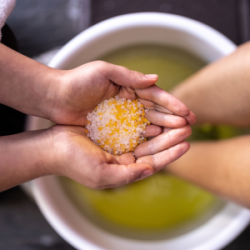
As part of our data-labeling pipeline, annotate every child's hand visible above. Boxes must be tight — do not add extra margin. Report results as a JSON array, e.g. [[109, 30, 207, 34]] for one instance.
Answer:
[[49, 61, 196, 129], [47, 124, 191, 189]]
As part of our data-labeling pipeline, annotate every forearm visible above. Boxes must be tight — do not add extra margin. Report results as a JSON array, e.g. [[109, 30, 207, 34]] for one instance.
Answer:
[[166, 136, 250, 208], [0, 43, 59, 118], [0, 130, 55, 191], [171, 41, 250, 127]]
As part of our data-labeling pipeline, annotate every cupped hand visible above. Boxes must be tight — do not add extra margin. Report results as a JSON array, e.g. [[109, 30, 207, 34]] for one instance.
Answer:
[[47, 61, 195, 186], [49, 61, 196, 128], [48, 124, 191, 189]]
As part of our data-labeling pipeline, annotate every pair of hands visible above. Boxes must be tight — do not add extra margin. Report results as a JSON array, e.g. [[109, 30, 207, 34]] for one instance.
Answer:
[[45, 61, 195, 189]]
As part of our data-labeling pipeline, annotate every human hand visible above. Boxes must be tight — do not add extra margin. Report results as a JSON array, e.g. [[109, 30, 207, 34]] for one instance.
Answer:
[[0, 45, 193, 129], [49, 61, 196, 128], [0, 122, 190, 192], [46, 61, 195, 183], [48, 124, 191, 189]]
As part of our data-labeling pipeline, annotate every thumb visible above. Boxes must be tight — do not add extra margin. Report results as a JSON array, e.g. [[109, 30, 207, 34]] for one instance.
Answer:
[[102, 61, 158, 89], [98, 162, 154, 189]]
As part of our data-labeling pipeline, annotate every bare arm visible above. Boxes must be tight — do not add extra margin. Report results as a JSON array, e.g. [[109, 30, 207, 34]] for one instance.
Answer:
[[166, 136, 250, 208], [168, 41, 250, 207], [171, 41, 250, 127], [0, 43, 195, 126], [0, 129, 54, 191], [0, 43, 56, 119]]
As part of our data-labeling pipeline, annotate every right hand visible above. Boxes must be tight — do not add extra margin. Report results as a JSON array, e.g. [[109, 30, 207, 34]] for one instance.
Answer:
[[47, 124, 191, 189]]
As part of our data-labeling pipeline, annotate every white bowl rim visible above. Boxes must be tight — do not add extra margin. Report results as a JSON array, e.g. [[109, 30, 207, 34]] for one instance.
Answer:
[[48, 12, 236, 69], [30, 12, 250, 250]]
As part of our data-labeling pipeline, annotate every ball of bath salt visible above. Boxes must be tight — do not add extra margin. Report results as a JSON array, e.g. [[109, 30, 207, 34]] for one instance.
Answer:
[[86, 96, 150, 155]]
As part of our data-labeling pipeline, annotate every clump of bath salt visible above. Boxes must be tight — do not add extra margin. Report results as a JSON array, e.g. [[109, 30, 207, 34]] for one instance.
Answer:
[[86, 96, 150, 155]]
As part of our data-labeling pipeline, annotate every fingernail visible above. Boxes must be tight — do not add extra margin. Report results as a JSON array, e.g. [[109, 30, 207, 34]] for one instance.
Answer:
[[145, 74, 158, 79], [138, 169, 153, 181]]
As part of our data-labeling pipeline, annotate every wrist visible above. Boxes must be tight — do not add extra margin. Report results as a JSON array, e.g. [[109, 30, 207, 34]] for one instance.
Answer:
[[41, 125, 71, 177], [37, 68, 65, 121], [42, 69, 70, 124], [23, 129, 59, 177], [0, 44, 63, 119], [0, 129, 58, 191]]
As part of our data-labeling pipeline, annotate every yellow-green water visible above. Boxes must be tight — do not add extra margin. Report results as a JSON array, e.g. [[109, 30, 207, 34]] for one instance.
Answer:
[[102, 45, 205, 91], [60, 45, 246, 236], [60, 174, 216, 234]]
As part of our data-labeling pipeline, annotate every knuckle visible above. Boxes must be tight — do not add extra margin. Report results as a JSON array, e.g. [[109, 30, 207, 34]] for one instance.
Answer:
[[168, 148, 174, 162], [127, 171, 138, 183], [151, 155, 157, 170], [129, 69, 143, 80], [147, 140, 154, 155], [165, 130, 172, 145]]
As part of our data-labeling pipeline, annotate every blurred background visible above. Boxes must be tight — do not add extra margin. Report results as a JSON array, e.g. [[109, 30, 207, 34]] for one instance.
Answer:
[[1, 0, 250, 249]]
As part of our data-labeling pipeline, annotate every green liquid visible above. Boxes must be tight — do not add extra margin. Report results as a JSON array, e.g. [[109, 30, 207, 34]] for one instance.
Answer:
[[60, 45, 239, 237], [60, 174, 217, 239], [102, 45, 206, 91]]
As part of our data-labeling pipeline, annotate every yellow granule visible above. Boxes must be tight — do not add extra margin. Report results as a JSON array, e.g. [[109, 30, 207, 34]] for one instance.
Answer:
[[86, 96, 150, 155]]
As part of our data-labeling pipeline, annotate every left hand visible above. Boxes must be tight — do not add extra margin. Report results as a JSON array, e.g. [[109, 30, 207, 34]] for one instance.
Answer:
[[47, 124, 191, 189]]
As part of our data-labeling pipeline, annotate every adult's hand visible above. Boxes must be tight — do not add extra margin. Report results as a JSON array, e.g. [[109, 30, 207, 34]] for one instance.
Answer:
[[48, 125, 191, 189], [0, 45, 194, 189], [0, 44, 195, 133], [49, 61, 196, 128], [0, 123, 191, 192]]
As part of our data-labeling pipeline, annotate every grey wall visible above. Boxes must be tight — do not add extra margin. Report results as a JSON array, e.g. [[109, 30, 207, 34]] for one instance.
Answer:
[[7, 0, 90, 57]]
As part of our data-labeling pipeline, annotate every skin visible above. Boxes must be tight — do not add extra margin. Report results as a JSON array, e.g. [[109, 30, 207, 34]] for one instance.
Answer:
[[171, 42, 250, 127], [0, 43, 195, 191], [168, 41, 250, 208], [165, 137, 250, 208]]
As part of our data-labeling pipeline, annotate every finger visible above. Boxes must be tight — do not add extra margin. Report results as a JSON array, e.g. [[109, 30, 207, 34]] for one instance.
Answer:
[[97, 162, 154, 189], [138, 96, 196, 125], [163, 127, 172, 133], [146, 110, 187, 128], [118, 86, 137, 100], [136, 141, 190, 172], [134, 126, 191, 158], [102, 61, 158, 89], [136, 85, 190, 116], [138, 98, 195, 126], [185, 111, 196, 125], [138, 98, 174, 114], [115, 152, 136, 165], [143, 125, 163, 137]]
